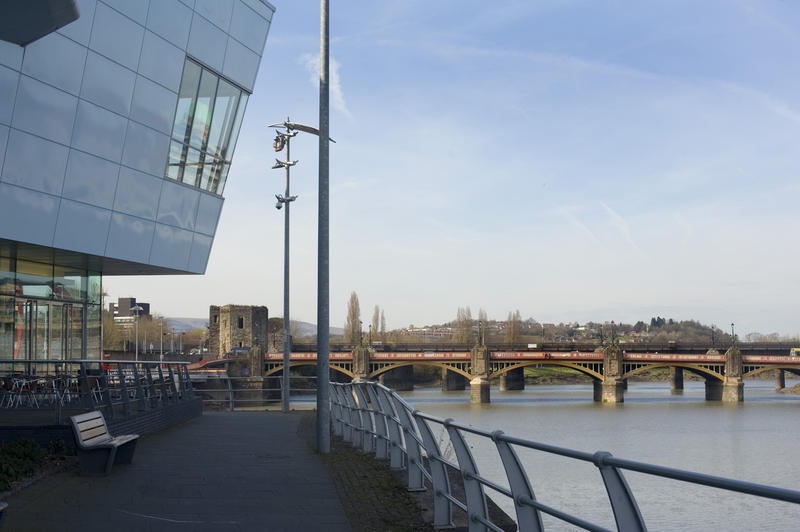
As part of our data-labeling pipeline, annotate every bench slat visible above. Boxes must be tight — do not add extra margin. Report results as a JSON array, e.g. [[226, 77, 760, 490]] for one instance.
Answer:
[[77, 418, 106, 431], [79, 426, 109, 442]]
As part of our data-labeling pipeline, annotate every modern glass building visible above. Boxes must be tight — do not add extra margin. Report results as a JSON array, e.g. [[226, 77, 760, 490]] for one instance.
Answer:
[[0, 0, 275, 362]]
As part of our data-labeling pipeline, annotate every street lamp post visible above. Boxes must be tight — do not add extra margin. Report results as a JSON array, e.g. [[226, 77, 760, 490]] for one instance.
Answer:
[[131, 305, 143, 362], [270, 119, 334, 414]]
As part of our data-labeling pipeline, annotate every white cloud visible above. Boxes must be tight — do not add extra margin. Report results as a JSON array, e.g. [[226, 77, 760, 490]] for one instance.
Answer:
[[300, 53, 353, 119], [600, 202, 637, 250]]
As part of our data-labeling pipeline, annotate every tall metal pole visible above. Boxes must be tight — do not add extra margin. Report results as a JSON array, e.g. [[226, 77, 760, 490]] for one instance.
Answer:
[[316, 0, 331, 454], [135, 313, 139, 362], [282, 131, 292, 413]]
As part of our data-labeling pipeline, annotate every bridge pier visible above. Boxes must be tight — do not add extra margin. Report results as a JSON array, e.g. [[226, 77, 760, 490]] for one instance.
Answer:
[[499, 368, 525, 391], [705, 379, 722, 401], [723, 378, 744, 403], [601, 345, 625, 403], [722, 346, 743, 403], [776, 369, 785, 391], [379, 365, 414, 391], [593, 380, 602, 402], [670, 367, 684, 394], [470, 377, 490, 403], [471, 346, 490, 403], [442, 369, 466, 391]]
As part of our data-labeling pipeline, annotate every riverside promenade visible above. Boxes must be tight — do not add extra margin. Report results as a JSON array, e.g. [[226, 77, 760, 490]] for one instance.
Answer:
[[3, 412, 354, 532]]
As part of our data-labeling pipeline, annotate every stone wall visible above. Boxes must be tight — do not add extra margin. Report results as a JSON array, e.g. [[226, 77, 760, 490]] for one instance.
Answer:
[[208, 305, 269, 357]]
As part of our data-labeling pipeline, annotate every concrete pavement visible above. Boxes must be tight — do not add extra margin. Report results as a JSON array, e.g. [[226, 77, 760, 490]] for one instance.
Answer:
[[3, 412, 351, 532]]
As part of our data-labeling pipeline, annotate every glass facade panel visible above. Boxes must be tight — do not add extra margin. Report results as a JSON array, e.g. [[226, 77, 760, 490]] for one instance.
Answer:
[[53, 265, 86, 302], [0, 296, 12, 360], [0, 257, 101, 360], [189, 70, 218, 150], [173, 60, 202, 143], [0, 256, 13, 295], [182, 147, 201, 186], [88, 273, 101, 305], [207, 79, 239, 157], [166, 58, 249, 195], [17, 260, 52, 299], [86, 305, 100, 359]]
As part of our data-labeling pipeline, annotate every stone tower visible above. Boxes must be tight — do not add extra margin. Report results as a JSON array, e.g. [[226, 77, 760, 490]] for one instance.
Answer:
[[208, 305, 269, 358]]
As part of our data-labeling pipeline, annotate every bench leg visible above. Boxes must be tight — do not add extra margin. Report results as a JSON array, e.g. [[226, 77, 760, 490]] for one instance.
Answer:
[[77, 447, 117, 476], [114, 440, 137, 465]]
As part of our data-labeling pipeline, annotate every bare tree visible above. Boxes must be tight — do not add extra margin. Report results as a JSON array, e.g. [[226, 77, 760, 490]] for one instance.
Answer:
[[505, 309, 522, 345], [453, 306, 473, 344], [478, 308, 488, 345], [371, 305, 380, 343], [343, 292, 361, 344], [380, 310, 387, 342]]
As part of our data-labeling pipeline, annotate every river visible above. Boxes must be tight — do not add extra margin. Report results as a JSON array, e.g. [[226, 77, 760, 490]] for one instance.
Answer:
[[396, 379, 800, 531]]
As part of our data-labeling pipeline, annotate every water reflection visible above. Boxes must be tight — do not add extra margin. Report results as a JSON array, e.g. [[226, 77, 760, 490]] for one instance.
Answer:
[[397, 380, 800, 531]]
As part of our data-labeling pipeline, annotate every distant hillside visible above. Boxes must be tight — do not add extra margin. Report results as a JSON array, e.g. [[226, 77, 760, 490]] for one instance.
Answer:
[[164, 317, 341, 337], [166, 317, 208, 332]]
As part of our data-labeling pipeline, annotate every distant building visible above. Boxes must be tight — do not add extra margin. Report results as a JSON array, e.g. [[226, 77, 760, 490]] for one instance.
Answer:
[[208, 305, 268, 357]]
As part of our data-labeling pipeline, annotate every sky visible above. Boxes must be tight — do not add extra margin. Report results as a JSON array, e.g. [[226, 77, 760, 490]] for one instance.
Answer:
[[106, 1, 800, 337]]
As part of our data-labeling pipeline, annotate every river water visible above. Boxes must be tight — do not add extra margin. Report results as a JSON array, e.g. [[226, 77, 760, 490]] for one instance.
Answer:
[[397, 379, 800, 531]]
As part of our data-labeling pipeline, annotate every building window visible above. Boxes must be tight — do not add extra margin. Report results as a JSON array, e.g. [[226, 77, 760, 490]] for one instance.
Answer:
[[166, 58, 249, 196], [237, 317, 243, 329]]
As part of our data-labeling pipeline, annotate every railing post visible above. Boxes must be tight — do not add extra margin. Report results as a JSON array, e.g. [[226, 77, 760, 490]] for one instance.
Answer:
[[493, 431, 544, 531], [330, 384, 344, 438], [446, 421, 489, 532], [413, 412, 453, 527], [353, 384, 375, 454], [336, 386, 353, 443], [182, 366, 195, 398], [167, 365, 179, 402], [144, 364, 157, 408], [364, 383, 388, 460], [100, 370, 114, 419], [381, 387, 408, 470], [227, 377, 234, 411], [78, 362, 92, 409], [117, 364, 132, 417], [157, 364, 169, 406], [176, 365, 187, 400], [374, 386, 402, 466], [387, 394, 426, 492], [343, 384, 363, 449], [132, 363, 147, 411], [593, 451, 646, 532]]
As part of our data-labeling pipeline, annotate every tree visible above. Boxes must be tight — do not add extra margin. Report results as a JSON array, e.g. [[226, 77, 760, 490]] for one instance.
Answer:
[[343, 292, 361, 345], [380, 310, 387, 342], [505, 310, 522, 344], [453, 306, 472, 344], [478, 308, 488, 345], [371, 305, 380, 343]]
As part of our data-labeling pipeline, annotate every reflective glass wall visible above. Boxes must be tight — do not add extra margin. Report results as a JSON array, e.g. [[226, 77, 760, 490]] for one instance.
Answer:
[[0, 254, 101, 361], [166, 59, 249, 196]]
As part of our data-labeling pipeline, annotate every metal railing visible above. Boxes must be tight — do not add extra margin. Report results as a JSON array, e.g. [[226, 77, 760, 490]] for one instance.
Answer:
[[330, 380, 800, 531], [0, 359, 194, 424], [192, 374, 317, 411]]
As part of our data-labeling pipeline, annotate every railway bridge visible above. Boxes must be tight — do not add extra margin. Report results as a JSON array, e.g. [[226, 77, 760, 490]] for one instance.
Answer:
[[264, 343, 800, 403]]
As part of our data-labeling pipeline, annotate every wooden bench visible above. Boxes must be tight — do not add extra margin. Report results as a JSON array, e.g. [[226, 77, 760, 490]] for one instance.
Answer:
[[70, 411, 139, 476]]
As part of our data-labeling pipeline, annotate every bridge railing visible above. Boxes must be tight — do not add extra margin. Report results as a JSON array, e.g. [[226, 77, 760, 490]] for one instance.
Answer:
[[0, 359, 194, 425], [330, 380, 800, 531]]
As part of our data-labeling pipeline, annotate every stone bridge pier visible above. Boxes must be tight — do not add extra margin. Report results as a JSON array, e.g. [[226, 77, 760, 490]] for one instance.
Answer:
[[670, 367, 684, 394], [599, 345, 625, 403], [470, 346, 490, 403], [499, 368, 525, 391], [722, 345, 743, 402], [776, 369, 785, 391], [442, 369, 467, 391]]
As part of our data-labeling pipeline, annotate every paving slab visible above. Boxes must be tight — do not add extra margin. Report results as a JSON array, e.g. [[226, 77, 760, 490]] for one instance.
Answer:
[[3, 411, 351, 532]]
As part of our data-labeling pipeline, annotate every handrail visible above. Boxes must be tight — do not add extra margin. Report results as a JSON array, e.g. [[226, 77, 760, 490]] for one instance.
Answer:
[[330, 380, 800, 531]]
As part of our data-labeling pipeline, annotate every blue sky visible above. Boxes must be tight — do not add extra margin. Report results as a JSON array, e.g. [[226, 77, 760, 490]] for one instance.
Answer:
[[106, 1, 800, 336]]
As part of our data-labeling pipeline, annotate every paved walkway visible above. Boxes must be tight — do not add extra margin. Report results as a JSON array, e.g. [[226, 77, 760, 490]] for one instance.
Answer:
[[3, 412, 351, 532]]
